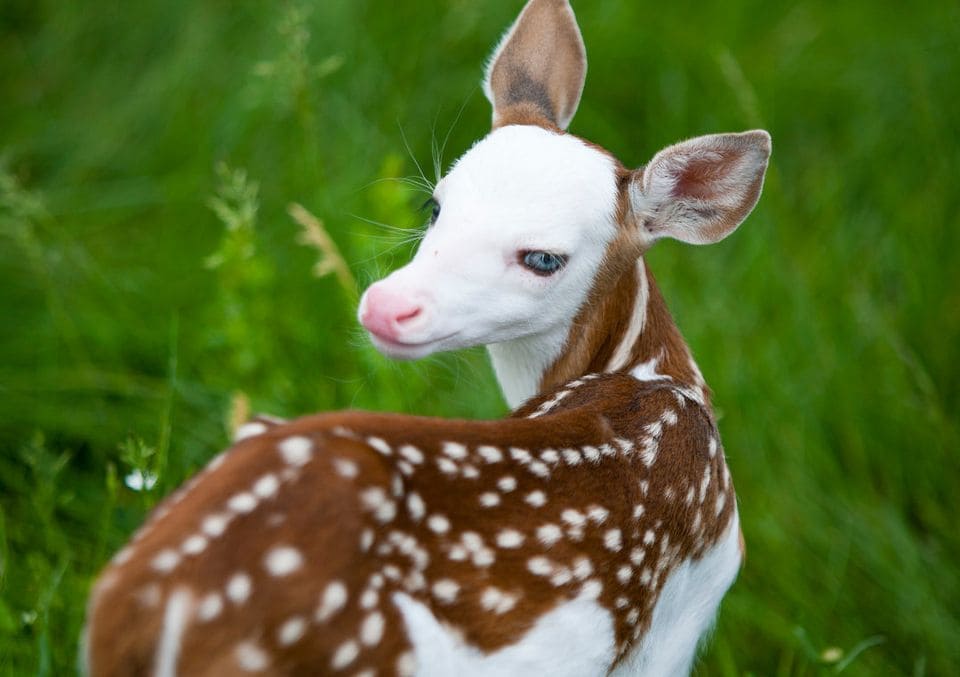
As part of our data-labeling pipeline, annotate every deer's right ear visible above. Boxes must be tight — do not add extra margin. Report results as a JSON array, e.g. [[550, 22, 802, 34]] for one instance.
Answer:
[[483, 0, 586, 131]]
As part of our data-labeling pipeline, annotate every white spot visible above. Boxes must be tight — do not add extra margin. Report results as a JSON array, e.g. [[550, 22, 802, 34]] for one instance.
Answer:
[[480, 587, 518, 614], [448, 545, 468, 561], [581, 579, 603, 599], [366, 436, 392, 456], [202, 513, 231, 538], [716, 491, 727, 515], [181, 535, 208, 555], [644, 530, 656, 545], [196, 592, 223, 622], [399, 444, 424, 464], [406, 492, 425, 520], [661, 409, 678, 426], [361, 611, 385, 646], [228, 492, 258, 514], [360, 487, 396, 523], [496, 529, 524, 548], [461, 464, 480, 479], [617, 565, 633, 585], [360, 529, 374, 552], [331, 640, 359, 670], [316, 581, 348, 622], [550, 567, 573, 587], [235, 641, 270, 672], [264, 546, 303, 576], [525, 490, 547, 507], [432, 579, 460, 604], [539, 449, 560, 464], [527, 556, 554, 576], [615, 596, 629, 609], [334, 458, 359, 478], [640, 568, 653, 585], [279, 436, 313, 466], [630, 547, 646, 566], [360, 588, 379, 609], [226, 572, 252, 604], [708, 438, 718, 458], [626, 608, 640, 625], [497, 476, 517, 492], [509, 447, 532, 464], [442, 441, 468, 460], [582, 446, 601, 463], [477, 445, 503, 463], [473, 548, 496, 567], [604, 529, 623, 552], [151, 549, 180, 573], [587, 505, 609, 524], [700, 464, 712, 503], [436, 457, 459, 475], [528, 460, 550, 478], [639, 480, 649, 495], [253, 473, 279, 499], [427, 514, 450, 534], [572, 556, 593, 580], [234, 421, 267, 441], [277, 616, 307, 646], [561, 509, 586, 528], [479, 492, 500, 508], [562, 449, 582, 465], [398, 460, 415, 476]]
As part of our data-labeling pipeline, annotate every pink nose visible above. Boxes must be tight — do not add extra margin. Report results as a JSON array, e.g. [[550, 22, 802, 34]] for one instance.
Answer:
[[359, 285, 424, 342]]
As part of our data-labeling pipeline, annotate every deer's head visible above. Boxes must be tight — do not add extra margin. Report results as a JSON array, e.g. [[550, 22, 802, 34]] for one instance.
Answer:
[[359, 0, 770, 405]]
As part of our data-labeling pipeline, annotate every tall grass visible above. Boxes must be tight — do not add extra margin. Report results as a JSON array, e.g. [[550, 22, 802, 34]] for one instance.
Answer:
[[1, 1, 958, 674]]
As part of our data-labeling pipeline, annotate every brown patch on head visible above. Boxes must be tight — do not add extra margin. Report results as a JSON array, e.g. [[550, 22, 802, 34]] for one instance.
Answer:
[[486, 0, 587, 131]]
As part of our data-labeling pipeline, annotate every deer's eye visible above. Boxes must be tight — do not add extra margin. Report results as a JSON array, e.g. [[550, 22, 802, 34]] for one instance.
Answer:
[[521, 250, 567, 276], [421, 197, 441, 225]]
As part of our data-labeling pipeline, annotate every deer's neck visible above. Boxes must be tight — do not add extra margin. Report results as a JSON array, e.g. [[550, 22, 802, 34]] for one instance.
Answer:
[[488, 259, 709, 409]]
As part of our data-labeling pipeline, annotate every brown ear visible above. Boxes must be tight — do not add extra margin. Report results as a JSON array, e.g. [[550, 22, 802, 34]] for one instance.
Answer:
[[483, 0, 587, 130], [629, 130, 772, 245]]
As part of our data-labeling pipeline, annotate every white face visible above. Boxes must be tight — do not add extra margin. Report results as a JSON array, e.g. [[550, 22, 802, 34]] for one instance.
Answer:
[[358, 125, 619, 362]]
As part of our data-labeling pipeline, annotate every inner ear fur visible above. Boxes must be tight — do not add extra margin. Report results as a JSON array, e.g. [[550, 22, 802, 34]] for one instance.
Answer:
[[483, 0, 587, 131], [629, 130, 772, 246]]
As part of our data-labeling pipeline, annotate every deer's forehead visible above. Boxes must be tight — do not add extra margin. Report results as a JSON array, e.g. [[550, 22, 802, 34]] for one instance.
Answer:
[[438, 126, 620, 242]]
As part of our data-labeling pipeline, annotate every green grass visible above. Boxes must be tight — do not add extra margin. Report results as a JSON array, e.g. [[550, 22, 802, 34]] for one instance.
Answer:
[[1, 0, 958, 674]]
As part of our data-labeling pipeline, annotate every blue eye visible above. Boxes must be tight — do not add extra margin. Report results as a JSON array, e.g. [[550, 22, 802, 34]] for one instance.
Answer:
[[421, 197, 441, 225], [521, 250, 567, 276]]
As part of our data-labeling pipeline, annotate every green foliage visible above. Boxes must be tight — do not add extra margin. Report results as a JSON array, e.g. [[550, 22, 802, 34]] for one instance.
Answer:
[[1, 0, 958, 674]]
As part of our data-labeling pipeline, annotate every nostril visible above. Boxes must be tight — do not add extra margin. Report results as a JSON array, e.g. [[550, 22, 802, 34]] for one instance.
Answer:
[[395, 306, 422, 325]]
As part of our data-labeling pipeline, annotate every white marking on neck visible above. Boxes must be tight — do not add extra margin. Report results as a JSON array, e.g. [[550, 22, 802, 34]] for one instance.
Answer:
[[606, 260, 650, 372], [488, 327, 570, 409], [154, 588, 193, 677], [631, 357, 668, 383]]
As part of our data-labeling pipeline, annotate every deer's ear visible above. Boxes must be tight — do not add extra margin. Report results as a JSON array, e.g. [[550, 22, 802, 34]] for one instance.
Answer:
[[483, 0, 586, 131], [629, 131, 772, 245]]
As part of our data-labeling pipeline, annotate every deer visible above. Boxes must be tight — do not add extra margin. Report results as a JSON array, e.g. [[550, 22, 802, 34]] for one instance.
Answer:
[[84, 0, 771, 675]]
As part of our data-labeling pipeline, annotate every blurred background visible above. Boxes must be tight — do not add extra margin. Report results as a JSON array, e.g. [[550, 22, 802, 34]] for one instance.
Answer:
[[1, 0, 958, 674]]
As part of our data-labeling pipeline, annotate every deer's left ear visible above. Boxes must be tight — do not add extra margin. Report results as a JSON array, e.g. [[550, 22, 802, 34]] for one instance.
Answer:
[[483, 0, 587, 130], [629, 130, 772, 245]]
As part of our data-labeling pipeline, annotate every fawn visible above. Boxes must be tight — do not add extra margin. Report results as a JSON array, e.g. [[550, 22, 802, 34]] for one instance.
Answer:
[[85, 0, 771, 674]]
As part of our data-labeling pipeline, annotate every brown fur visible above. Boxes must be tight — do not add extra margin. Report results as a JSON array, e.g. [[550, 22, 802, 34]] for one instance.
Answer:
[[87, 374, 736, 675]]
